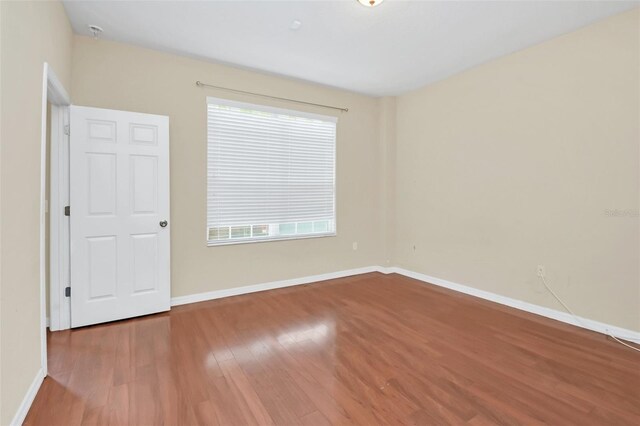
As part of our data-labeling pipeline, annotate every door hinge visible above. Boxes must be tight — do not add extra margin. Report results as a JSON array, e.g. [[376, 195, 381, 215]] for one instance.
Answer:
[[64, 206, 70, 216], [64, 125, 70, 136], [65, 287, 71, 297]]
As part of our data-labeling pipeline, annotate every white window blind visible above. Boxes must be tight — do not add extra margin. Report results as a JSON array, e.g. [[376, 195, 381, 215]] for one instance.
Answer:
[[207, 97, 337, 245]]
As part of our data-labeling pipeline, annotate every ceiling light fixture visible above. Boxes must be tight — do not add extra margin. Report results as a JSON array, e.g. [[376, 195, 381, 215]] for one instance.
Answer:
[[88, 24, 103, 39], [357, 0, 384, 7]]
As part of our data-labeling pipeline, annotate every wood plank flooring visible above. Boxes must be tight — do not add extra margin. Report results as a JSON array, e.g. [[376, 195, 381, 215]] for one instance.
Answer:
[[25, 272, 640, 425]]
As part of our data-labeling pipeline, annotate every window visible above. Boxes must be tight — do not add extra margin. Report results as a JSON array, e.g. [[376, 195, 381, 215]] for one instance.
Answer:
[[207, 97, 337, 245]]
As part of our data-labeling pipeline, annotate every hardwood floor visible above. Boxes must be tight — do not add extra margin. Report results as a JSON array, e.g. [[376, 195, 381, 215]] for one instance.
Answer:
[[26, 272, 640, 425]]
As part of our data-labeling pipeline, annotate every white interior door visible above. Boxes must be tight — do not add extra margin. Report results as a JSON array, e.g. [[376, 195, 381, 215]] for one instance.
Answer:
[[70, 106, 170, 328]]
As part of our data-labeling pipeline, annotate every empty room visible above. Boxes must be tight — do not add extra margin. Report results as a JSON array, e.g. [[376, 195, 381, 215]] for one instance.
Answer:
[[1, 0, 639, 425]]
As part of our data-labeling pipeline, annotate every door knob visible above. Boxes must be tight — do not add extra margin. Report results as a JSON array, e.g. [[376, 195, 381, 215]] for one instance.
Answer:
[[160, 220, 168, 228]]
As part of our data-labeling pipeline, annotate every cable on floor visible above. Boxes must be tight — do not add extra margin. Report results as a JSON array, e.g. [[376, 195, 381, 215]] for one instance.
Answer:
[[539, 274, 640, 353]]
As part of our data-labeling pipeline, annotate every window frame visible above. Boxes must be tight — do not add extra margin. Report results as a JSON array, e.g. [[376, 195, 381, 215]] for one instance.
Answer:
[[205, 96, 338, 247]]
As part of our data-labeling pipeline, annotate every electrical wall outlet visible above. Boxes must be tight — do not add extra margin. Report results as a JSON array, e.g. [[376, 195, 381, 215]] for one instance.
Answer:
[[352, 242, 358, 251], [536, 265, 545, 277]]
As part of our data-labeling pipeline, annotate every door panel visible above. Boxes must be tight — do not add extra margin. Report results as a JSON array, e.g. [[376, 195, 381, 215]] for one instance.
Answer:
[[131, 233, 159, 294], [87, 153, 117, 215], [130, 155, 158, 214], [87, 236, 118, 300], [70, 105, 170, 328]]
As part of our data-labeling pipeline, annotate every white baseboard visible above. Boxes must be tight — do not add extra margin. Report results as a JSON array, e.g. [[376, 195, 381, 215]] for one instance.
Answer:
[[10, 367, 45, 426], [171, 266, 379, 307], [170, 264, 639, 343], [384, 266, 640, 344]]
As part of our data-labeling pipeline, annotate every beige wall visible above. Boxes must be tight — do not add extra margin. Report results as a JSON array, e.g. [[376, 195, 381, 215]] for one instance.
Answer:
[[378, 97, 397, 267], [71, 36, 386, 299], [394, 9, 640, 331], [0, 1, 73, 424]]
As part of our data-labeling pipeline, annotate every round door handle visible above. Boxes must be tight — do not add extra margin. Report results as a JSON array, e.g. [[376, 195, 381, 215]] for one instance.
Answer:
[[160, 220, 168, 228]]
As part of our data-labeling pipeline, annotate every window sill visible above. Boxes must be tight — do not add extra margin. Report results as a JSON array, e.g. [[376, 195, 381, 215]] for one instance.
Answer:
[[207, 232, 337, 247]]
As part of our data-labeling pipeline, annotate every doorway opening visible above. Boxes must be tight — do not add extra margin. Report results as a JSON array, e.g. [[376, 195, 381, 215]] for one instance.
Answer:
[[41, 63, 71, 378]]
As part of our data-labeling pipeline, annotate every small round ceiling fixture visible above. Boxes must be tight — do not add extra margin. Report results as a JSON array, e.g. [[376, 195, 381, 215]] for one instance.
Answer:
[[357, 0, 384, 7], [289, 20, 302, 31], [88, 24, 104, 39]]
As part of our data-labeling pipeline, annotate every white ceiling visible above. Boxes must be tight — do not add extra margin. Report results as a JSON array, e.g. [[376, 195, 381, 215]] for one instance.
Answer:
[[62, 0, 638, 96]]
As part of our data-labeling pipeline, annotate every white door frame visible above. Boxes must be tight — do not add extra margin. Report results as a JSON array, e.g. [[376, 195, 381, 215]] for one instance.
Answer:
[[41, 63, 71, 377], [48, 95, 70, 332]]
